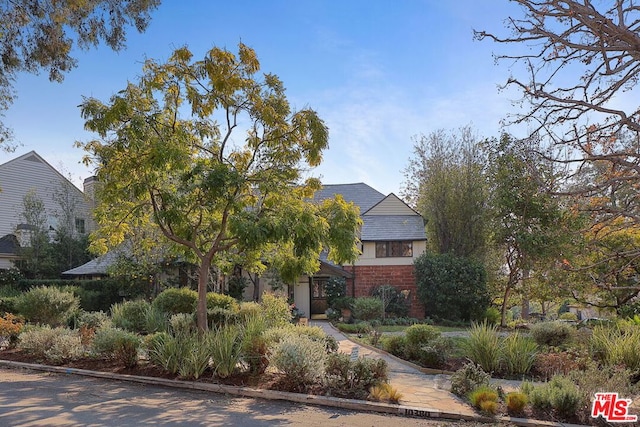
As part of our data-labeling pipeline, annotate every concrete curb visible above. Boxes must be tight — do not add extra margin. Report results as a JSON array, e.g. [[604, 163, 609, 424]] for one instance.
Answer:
[[0, 359, 585, 426]]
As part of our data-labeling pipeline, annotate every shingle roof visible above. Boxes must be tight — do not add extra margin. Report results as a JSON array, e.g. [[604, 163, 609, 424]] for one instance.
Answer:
[[361, 215, 426, 241], [0, 234, 18, 255], [313, 183, 385, 213], [61, 250, 121, 276]]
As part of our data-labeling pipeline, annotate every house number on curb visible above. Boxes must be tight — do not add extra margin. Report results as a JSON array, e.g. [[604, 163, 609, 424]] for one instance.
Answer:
[[403, 409, 431, 418]]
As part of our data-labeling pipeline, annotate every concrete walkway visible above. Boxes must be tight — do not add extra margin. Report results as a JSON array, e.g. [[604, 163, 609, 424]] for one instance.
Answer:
[[311, 320, 478, 417]]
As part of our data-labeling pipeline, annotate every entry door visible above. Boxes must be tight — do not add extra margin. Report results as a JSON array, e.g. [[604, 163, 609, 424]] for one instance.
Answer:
[[310, 277, 329, 315]]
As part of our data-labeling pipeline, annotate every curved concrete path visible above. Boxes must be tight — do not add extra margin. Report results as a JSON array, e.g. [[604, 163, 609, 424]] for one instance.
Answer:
[[310, 320, 477, 416]]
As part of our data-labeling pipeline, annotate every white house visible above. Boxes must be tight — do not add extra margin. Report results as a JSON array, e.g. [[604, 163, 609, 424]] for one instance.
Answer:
[[0, 151, 95, 269]]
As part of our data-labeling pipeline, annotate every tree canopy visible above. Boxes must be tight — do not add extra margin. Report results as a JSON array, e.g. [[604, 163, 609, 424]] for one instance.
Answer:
[[0, 0, 160, 148], [77, 43, 361, 330]]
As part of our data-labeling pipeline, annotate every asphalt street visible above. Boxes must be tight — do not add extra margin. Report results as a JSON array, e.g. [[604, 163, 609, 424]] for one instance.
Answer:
[[0, 367, 504, 427]]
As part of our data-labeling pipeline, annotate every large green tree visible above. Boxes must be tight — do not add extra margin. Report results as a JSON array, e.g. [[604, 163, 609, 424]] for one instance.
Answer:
[[486, 134, 574, 326], [0, 0, 160, 148], [77, 43, 361, 331], [403, 127, 489, 261]]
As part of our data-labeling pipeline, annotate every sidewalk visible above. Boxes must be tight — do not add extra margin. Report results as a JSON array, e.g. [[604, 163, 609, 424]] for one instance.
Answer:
[[311, 320, 478, 417]]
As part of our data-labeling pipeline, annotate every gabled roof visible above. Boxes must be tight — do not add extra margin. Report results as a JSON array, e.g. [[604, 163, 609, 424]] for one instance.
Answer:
[[0, 151, 80, 190], [361, 216, 426, 241], [61, 250, 120, 276], [313, 183, 385, 213]]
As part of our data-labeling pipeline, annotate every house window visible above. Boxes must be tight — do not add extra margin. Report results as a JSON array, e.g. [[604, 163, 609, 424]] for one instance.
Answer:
[[375, 241, 413, 258], [75, 218, 86, 234]]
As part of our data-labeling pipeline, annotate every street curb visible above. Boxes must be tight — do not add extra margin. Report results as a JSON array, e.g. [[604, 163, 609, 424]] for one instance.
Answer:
[[0, 359, 585, 426]]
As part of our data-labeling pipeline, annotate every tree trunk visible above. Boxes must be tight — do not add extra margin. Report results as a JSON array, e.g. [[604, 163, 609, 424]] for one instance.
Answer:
[[252, 273, 261, 302], [521, 270, 531, 321], [500, 286, 511, 327], [197, 261, 210, 332]]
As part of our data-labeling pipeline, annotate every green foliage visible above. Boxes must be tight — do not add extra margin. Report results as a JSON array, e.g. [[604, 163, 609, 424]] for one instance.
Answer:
[[78, 43, 360, 331], [269, 334, 327, 392], [506, 392, 528, 414], [401, 323, 452, 368], [324, 352, 389, 399], [351, 297, 383, 321], [241, 315, 269, 374], [260, 293, 291, 328], [17, 326, 84, 363], [169, 313, 196, 336], [414, 252, 489, 322], [226, 276, 248, 300], [530, 321, 575, 348], [143, 304, 168, 334], [371, 284, 409, 318], [209, 325, 242, 378], [381, 335, 407, 357], [450, 362, 491, 397], [464, 321, 502, 373], [70, 310, 111, 330], [0, 269, 23, 287], [590, 324, 640, 371], [91, 327, 141, 367], [207, 292, 240, 312], [558, 312, 577, 321], [237, 301, 262, 321], [405, 324, 440, 345], [468, 386, 499, 415], [324, 276, 346, 308], [336, 322, 371, 334], [501, 332, 538, 376], [15, 286, 80, 327], [529, 376, 582, 421], [483, 307, 501, 325], [110, 299, 151, 333], [152, 288, 197, 316], [0, 285, 20, 314]]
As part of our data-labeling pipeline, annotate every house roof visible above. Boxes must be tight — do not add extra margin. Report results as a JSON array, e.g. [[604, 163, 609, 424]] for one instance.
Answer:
[[361, 215, 426, 241], [61, 250, 121, 276], [313, 183, 385, 213], [0, 234, 19, 255]]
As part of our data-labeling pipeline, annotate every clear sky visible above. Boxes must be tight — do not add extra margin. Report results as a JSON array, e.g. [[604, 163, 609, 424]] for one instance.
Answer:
[[2, 0, 526, 196]]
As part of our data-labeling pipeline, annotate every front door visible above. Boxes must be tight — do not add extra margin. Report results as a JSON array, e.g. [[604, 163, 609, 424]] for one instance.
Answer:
[[310, 277, 329, 316]]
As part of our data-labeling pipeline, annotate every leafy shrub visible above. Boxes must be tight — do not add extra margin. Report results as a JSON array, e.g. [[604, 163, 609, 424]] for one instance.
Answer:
[[15, 286, 80, 327], [209, 325, 242, 378], [177, 332, 212, 380], [237, 301, 262, 321], [325, 277, 346, 308], [71, 310, 111, 330], [260, 293, 291, 328], [336, 322, 371, 334], [464, 321, 502, 373], [469, 386, 499, 415], [558, 312, 577, 321], [0, 285, 21, 314], [269, 334, 327, 392], [501, 332, 538, 376], [169, 313, 196, 336], [330, 296, 354, 310], [483, 307, 501, 325], [371, 284, 409, 318], [18, 326, 84, 363], [0, 312, 23, 347], [207, 307, 237, 327], [110, 300, 151, 333], [530, 321, 575, 348], [351, 297, 383, 321], [152, 287, 197, 315], [414, 252, 489, 322], [405, 324, 440, 345], [382, 335, 407, 358], [324, 352, 388, 399], [529, 375, 582, 421], [226, 276, 248, 300], [147, 332, 186, 374], [92, 327, 141, 367], [506, 392, 528, 414], [207, 292, 239, 312], [450, 362, 490, 397]]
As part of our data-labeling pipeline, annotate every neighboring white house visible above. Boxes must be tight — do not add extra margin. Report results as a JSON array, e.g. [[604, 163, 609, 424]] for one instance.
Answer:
[[0, 151, 95, 269]]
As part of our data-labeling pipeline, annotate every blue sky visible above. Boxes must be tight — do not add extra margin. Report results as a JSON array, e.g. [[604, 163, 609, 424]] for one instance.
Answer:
[[2, 0, 525, 195]]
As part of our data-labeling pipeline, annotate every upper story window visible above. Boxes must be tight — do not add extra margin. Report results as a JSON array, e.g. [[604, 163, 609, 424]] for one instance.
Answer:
[[75, 218, 86, 234], [375, 241, 413, 258]]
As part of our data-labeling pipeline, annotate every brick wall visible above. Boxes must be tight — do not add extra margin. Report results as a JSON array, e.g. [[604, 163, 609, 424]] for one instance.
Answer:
[[344, 265, 425, 319]]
